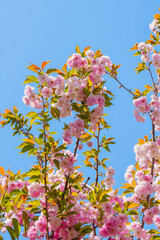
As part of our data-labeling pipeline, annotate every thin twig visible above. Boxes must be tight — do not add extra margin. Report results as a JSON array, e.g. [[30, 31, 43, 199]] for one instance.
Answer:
[[148, 63, 157, 94], [61, 138, 80, 200], [95, 122, 100, 186], [77, 177, 90, 193], [42, 98, 49, 240], [106, 72, 135, 97]]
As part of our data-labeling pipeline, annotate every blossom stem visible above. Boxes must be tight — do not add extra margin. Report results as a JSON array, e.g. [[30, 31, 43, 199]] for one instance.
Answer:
[[61, 138, 79, 200], [95, 122, 100, 186], [148, 63, 157, 94], [42, 98, 49, 240]]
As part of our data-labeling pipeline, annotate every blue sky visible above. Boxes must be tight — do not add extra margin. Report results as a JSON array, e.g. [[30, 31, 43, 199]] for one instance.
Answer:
[[0, 1, 160, 238]]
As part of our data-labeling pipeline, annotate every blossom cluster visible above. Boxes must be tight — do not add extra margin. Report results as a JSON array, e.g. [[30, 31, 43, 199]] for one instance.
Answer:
[[23, 85, 42, 109], [138, 42, 153, 62], [149, 18, 160, 35]]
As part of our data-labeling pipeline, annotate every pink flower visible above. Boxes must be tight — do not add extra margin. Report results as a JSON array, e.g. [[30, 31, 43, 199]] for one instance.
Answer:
[[78, 143, 83, 150], [138, 42, 146, 51], [156, 138, 160, 146], [63, 129, 72, 145], [27, 182, 44, 198], [27, 226, 38, 239], [97, 95, 105, 107], [24, 85, 35, 95], [87, 95, 98, 106], [47, 76, 57, 88], [8, 181, 17, 192], [35, 215, 47, 233], [134, 109, 145, 122], [74, 119, 84, 130], [38, 73, 49, 84], [86, 50, 95, 59], [87, 141, 93, 148], [23, 96, 30, 105], [41, 87, 52, 98]]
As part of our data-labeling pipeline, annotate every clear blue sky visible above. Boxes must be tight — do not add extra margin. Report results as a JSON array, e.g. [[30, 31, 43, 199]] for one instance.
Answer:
[[0, 1, 160, 238]]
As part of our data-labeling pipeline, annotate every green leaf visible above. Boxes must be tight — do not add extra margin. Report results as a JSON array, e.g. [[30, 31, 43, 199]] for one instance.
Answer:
[[122, 189, 133, 196], [92, 86, 101, 95], [22, 211, 29, 233], [133, 51, 141, 57], [72, 102, 81, 112], [101, 158, 109, 162], [65, 211, 78, 216], [12, 218, 20, 239], [105, 66, 111, 72], [21, 145, 34, 153], [103, 144, 111, 152], [127, 210, 139, 215], [142, 89, 151, 96], [46, 68, 58, 75], [65, 203, 75, 213], [136, 68, 145, 74], [23, 75, 39, 84], [53, 159, 60, 169], [27, 111, 39, 118], [0, 235, 3, 240], [50, 107, 60, 120], [75, 45, 81, 54], [29, 207, 40, 213], [152, 235, 160, 240], [148, 229, 160, 234], [29, 175, 41, 181], [101, 162, 107, 169], [50, 131, 57, 135], [83, 87, 90, 97], [55, 144, 66, 152], [6, 226, 16, 240], [80, 225, 92, 235]]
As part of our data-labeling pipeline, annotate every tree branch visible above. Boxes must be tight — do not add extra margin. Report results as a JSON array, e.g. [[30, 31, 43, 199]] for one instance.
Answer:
[[42, 98, 49, 240], [95, 122, 100, 186], [106, 72, 135, 97]]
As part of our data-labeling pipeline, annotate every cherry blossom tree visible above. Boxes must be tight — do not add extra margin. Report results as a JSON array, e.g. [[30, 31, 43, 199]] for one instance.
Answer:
[[0, 9, 160, 240]]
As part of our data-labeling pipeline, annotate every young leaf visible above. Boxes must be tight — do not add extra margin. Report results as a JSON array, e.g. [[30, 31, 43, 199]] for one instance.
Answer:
[[27, 64, 41, 73], [0, 167, 5, 176], [83, 46, 91, 52], [12, 218, 21, 239], [75, 45, 81, 54], [6, 226, 16, 240], [127, 210, 139, 215], [22, 211, 29, 233], [23, 75, 39, 84], [22, 138, 35, 144], [50, 107, 60, 120], [41, 60, 51, 70]]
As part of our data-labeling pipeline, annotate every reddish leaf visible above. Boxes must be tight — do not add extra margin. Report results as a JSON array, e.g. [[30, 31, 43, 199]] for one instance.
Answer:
[[54, 69, 64, 74], [22, 138, 35, 144], [0, 167, 5, 176], [27, 64, 41, 73], [21, 195, 28, 202], [75, 45, 81, 54], [4, 109, 11, 113], [130, 44, 138, 50], [83, 46, 91, 52], [154, 13, 160, 19], [41, 60, 51, 70], [62, 63, 68, 73]]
